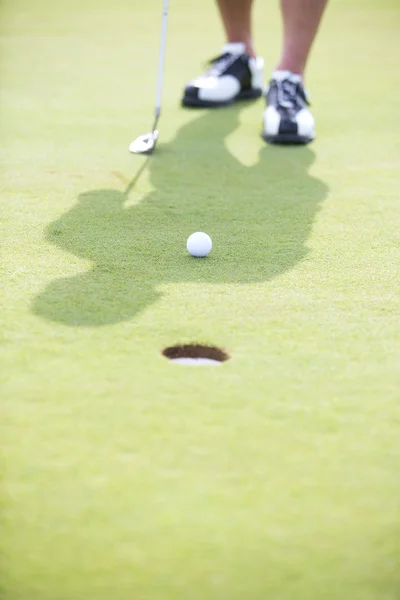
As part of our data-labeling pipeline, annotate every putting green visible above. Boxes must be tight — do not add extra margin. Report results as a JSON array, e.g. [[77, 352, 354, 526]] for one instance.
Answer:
[[1, 1, 399, 598]]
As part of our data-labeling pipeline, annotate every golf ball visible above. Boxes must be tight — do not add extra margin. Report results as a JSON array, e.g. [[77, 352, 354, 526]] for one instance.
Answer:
[[187, 232, 212, 257]]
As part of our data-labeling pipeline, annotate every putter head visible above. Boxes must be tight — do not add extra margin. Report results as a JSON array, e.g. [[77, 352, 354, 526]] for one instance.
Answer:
[[129, 130, 159, 155]]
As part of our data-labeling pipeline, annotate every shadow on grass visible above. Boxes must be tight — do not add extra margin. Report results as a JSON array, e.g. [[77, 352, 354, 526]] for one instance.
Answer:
[[32, 105, 329, 326]]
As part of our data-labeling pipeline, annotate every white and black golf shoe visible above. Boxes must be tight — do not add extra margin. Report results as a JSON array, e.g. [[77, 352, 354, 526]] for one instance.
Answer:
[[263, 71, 315, 144], [182, 42, 264, 108]]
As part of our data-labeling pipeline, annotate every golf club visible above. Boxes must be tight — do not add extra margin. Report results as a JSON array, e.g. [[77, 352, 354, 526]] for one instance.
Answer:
[[129, 0, 169, 155]]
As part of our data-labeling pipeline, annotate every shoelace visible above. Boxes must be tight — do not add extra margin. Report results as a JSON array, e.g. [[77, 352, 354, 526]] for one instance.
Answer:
[[205, 53, 239, 77], [276, 79, 300, 109]]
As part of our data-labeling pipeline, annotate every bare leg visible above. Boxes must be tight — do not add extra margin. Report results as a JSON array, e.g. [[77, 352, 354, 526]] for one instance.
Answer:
[[277, 0, 328, 77], [216, 0, 256, 57]]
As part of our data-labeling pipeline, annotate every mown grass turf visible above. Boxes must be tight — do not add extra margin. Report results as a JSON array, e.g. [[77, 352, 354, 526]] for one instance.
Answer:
[[1, 1, 400, 599]]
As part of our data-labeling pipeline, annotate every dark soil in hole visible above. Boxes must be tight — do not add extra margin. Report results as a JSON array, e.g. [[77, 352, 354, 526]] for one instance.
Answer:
[[162, 344, 230, 362]]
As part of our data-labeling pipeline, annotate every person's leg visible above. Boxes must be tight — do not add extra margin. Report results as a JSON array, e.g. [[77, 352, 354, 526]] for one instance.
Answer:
[[277, 0, 328, 77], [181, 0, 263, 108], [263, 0, 328, 144], [215, 0, 256, 57]]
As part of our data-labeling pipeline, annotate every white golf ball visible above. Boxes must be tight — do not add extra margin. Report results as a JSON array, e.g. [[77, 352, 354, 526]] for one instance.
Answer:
[[187, 232, 212, 257]]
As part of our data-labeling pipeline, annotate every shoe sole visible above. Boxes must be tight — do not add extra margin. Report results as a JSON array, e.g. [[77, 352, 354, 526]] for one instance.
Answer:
[[182, 87, 262, 108], [263, 132, 315, 145]]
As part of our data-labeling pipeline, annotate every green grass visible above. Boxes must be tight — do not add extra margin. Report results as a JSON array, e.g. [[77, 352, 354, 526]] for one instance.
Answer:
[[1, 1, 400, 599]]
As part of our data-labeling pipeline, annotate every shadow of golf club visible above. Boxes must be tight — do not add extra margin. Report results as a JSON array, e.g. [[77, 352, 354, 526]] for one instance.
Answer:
[[32, 105, 329, 326]]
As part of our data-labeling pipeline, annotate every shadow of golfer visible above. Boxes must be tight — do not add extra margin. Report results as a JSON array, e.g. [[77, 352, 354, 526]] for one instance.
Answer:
[[32, 105, 329, 326]]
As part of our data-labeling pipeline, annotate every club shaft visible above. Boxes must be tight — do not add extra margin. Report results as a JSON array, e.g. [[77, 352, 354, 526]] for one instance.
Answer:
[[154, 0, 169, 123], [151, 113, 160, 135]]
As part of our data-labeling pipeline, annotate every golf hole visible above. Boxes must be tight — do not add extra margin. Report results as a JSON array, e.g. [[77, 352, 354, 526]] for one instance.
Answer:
[[162, 344, 229, 366]]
